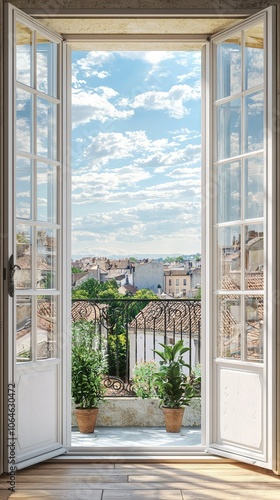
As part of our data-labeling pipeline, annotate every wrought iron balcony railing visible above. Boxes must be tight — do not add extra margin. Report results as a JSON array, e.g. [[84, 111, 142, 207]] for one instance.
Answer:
[[71, 298, 201, 396]]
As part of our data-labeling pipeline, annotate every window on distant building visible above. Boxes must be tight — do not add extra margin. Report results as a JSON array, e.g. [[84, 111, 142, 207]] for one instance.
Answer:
[[176, 279, 179, 286], [169, 279, 172, 286], [183, 279, 187, 286]]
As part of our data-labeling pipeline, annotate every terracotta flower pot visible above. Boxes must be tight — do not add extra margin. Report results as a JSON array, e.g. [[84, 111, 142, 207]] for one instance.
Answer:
[[75, 407, 99, 433], [162, 407, 185, 433]]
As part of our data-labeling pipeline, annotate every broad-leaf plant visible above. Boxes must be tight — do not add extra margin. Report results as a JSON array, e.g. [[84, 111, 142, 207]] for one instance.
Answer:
[[153, 340, 196, 408]]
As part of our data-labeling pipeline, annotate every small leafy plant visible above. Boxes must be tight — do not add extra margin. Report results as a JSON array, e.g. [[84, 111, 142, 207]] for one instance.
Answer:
[[72, 321, 108, 408], [133, 360, 159, 398], [189, 363, 201, 395], [152, 340, 196, 408]]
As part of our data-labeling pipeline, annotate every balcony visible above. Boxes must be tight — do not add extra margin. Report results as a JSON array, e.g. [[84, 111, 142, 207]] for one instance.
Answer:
[[71, 298, 201, 397], [71, 298, 202, 448]]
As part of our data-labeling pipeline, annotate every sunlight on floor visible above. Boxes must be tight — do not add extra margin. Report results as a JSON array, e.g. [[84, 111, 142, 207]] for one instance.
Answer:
[[71, 426, 201, 448]]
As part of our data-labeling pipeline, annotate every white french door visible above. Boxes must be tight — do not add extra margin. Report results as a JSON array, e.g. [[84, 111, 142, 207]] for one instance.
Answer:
[[4, 4, 68, 469], [205, 7, 277, 469], [2, 2, 278, 472]]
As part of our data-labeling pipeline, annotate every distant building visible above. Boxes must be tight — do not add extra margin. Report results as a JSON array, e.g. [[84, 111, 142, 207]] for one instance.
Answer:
[[72, 268, 108, 288], [164, 269, 192, 297], [133, 260, 164, 293], [118, 284, 138, 296]]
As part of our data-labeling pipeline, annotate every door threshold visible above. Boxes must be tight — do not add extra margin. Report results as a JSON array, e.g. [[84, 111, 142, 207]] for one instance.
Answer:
[[50, 452, 237, 463]]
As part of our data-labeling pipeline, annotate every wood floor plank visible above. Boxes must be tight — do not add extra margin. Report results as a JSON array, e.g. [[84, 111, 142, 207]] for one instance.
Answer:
[[4, 474, 127, 484], [182, 491, 280, 500], [15, 468, 127, 477], [128, 473, 280, 483], [34, 463, 115, 469], [9, 491, 102, 499], [102, 490, 183, 499]]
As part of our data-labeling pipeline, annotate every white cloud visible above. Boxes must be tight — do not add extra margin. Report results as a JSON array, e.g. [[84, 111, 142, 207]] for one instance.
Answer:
[[16, 191, 30, 198], [128, 84, 200, 119], [74, 51, 112, 73], [72, 198, 201, 251], [176, 52, 201, 69], [72, 172, 201, 207], [172, 128, 201, 143], [16, 48, 31, 86], [92, 70, 110, 79], [72, 164, 152, 200], [177, 71, 199, 83], [117, 51, 174, 65], [167, 166, 201, 179], [71, 130, 201, 208], [94, 86, 118, 98], [37, 197, 47, 206], [72, 89, 134, 127], [81, 130, 170, 169]]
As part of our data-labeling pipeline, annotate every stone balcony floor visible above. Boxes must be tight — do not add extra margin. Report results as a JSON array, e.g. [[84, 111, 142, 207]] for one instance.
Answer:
[[71, 426, 201, 448]]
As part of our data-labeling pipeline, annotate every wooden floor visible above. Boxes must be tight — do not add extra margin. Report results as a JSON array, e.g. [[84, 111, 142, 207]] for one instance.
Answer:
[[1, 459, 280, 499]]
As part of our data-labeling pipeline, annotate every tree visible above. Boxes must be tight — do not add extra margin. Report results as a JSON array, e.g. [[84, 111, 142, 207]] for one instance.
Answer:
[[72, 279, 160, 380], [72, 278, 125, 377], [71, 278, 120, 300], [72, 266, 81, 273], [175, 255, 184, 263], [126, 289, 158, 319]]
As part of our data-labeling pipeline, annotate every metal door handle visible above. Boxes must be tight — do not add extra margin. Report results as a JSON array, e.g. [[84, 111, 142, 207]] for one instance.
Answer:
[[8, 255, 21, 298]]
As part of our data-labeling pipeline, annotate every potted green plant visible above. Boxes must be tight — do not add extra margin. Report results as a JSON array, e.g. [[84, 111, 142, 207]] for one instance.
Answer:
[[153, 339, 196, 433], [72, 320, 108, 433]]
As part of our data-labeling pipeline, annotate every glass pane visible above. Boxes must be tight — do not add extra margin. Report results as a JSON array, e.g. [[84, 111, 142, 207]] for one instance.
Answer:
[[16, 225, 32, 289], [37, 228, 57, 289], [245, 295, 263, 361], [245, 155, 263, 219], [245, 23, 264, 90], [37, 97, 57, 160], [16, 22, 32, 87], [37, 296, 57, 359], [37, 163, 57, 223], [217, 161, 240, 223], [245, 224, 264, 290], [16, 89, 32, 153], [36, 36, 57, 97], [16, 157, 33, 220], [216, 35, 241, 99], [244, 92, 264, 152], [217, 98, 241, 161], [16, 296, 32, 362], [218, 295, 241, 359], [217, 226, 241, 290]]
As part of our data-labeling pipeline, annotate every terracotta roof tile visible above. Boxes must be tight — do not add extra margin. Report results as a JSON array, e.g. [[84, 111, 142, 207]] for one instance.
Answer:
[[129, 300, 201, 335], [221, 272, 263, 290], [71, 301, 108, 322]]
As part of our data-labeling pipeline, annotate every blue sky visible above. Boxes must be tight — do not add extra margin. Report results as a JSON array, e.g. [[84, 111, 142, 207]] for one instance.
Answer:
[[71, 50, 201, 259]]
